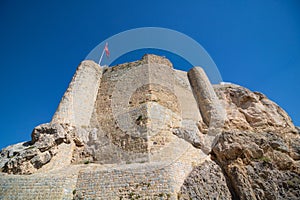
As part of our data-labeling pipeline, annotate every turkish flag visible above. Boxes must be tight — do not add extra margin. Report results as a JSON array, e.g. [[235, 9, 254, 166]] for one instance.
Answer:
[[104, 42, 110, 58]]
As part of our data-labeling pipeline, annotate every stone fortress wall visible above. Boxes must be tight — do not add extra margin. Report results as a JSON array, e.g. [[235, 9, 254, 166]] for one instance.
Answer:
[[0, 54, 226, 199], [0, 145, 206, 199], [51, 60, 103, 127]]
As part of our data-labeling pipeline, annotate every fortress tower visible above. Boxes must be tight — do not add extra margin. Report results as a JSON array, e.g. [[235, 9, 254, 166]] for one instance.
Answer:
[[51, 54, 223, 166]]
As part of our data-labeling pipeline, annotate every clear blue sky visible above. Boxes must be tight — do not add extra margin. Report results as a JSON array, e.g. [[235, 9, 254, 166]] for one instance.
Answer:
[[0, 0, 299, 149]]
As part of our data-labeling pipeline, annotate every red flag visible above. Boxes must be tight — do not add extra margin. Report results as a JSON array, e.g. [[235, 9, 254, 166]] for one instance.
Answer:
[[104, 42, 110, 58]]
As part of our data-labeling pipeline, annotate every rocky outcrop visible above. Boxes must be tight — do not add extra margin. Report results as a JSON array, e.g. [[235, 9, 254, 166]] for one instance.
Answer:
[[215, 84, 297, 134], [208, 84, 300, 200], [172, 84, 300, 200], [179, 160, 233, 200], [212, 131, 300, 200], [0, 123, 93, 174]]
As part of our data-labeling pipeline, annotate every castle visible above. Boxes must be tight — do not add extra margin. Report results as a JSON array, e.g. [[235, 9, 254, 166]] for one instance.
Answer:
[[1, 54, 299, 199]]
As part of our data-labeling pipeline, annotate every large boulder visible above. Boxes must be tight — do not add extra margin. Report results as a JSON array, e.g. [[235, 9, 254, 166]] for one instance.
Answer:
[[0, 123, 75, 174]]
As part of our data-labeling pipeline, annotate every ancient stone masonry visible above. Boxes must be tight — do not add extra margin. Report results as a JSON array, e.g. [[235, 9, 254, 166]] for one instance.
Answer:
[[52, 60, 103, 127], [1, 54, 300, 199], [188, 67, 227, 153], [188, 67, 226, 129]]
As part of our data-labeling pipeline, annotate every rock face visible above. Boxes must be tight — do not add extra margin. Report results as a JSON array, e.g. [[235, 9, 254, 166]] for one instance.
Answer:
[[211, 84, 300, 200], [215, 84, 297, 134], [213, 131, 300, 200], [0, 54, 299, 199], [179, 160, 233, 199], [0, 123, 91, 174]]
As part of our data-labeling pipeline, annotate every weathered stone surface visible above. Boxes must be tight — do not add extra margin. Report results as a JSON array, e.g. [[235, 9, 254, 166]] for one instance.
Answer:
[[188, 67, 227, 155], [214, 84, 297, 134], [211, 84, 300, 199], [212, 131, 300, 200], [173, 120, 204, 149], [188, 67, 227, 134], [1, 123, 79, 174], [31, 151, 51, 168], [0, 142, 29, 169], [51, 60, 103, 126], [179, 160, 233, 200]]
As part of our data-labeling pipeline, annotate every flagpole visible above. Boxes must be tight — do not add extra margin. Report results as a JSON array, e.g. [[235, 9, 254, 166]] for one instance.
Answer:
[[98, 47, 105, 66]]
